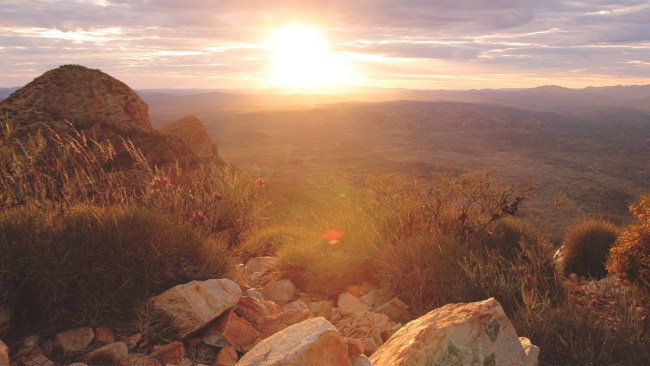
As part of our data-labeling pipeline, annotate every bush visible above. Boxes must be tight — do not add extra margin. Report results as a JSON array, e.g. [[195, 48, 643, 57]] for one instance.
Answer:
[[607, 196, 650, 293], [479, 217, 541, 261], [561, 219, 618, 279], [0, 205, 236, 337]]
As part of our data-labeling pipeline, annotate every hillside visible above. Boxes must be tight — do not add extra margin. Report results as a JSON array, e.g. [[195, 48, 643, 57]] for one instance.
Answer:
[[181, 101, 650, 237]]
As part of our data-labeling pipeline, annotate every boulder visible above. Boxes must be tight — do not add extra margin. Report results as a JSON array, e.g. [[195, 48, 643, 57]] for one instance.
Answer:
[[338, 293, 370, 316], [119, 354, 161, 366], [85, 341, 128, 365], [202, 310, 260, 350], [255, 309, 313, 339], [237, 317, 351, 366], [262, 280, 296, 303], [148, 279, 241, 338], [370, 297, 534, 366], [0, 340, 8, 366], [54, 327, 94, 354]]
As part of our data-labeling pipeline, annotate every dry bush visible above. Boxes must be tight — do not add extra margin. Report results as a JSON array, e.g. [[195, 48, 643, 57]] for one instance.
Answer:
[[607, 196, 650, 294]]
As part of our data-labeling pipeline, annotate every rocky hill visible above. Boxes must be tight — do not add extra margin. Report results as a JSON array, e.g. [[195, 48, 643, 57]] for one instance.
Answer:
[[0, 65, 216, 167], [159, 115, 219, 160]]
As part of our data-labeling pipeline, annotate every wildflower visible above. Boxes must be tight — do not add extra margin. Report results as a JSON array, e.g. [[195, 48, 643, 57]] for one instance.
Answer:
[[163, 178, 171, 186], [323, 229, 344, 245], [192, 210, 208, 226], [151, 177, 162, 187], [524, 274, 533, 286], [235, 218, 244, 231], [256, 177, 266, 188], [25, 156, 33, 163]]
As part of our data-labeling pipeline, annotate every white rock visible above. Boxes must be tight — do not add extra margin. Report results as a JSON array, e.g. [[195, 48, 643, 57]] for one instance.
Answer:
[[54, 327, 94, 354], [338, 293, 370, 316], [237, 317, 351, 366], [370, 298, 534, 366], [148, 279, 242, 338], [282, 300, 309, 312], [360, 289, 387, 308], [262, 279, 296, 303], [243, 289, 264, 301]]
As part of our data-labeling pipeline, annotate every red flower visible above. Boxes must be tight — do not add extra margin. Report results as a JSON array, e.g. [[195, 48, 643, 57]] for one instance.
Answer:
[[192, 210, 208, 226], [25, 156, 33, 163], [323, 229, 344, 244], [163, 178, 171, 186], [256, 178, 266, 188]]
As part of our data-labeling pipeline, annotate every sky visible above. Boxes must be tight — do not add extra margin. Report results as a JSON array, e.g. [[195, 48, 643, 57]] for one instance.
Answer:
[[1, 0, 650, 91]]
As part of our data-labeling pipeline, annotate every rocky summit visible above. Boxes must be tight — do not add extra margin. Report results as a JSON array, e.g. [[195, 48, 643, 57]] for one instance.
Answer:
[[159, 115, 219, 160], [0, 65, 151, 133]]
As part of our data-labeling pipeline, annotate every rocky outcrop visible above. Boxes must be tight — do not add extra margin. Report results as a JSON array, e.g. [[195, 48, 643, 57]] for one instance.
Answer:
[[370, 297, 538, 366], [148, 279, 241, 339], [158, 115, 218, 160], [237, 317, 352, 366], [0, 65, 151, 133]]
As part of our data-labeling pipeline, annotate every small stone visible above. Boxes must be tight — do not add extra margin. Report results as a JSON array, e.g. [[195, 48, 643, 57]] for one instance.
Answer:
[[346, 338, 365, 357], [245, 257, 279, 276], [23, 335, 40, 348], [120, 333, 143, 351], [243, 289, 264, 301], [212, 346, 238, 366], [261, 280, 296, 303], [360, 289, 387, 308], [202, 311, 259, 350], [94, 327, 115, 346], [234, 296, 269, 324], [19, 354, 54, 366], [54, 327, 95, 354], [309, 301, 333, 319], [375, 297, 410, 323], [119, 354, 161, 366], [338, 293, 370, 316], [151, 342, 185, 365], [85, 341, 128, 365], [519, 337, 540, 366], [282, 300, 309, 312], [351, 355, 373, 366], [255, 309, 312, 339]]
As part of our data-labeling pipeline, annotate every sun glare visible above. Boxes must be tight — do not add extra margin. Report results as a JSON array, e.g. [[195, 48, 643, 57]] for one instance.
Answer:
[[267, 25, 354, 91]]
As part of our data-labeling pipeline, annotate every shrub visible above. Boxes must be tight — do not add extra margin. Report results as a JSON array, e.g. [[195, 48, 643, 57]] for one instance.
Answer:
[[607, 196, 650, 293], [479, 217, 541, 261], [561, 219, 618, 278], [0, 205, 236, 337]]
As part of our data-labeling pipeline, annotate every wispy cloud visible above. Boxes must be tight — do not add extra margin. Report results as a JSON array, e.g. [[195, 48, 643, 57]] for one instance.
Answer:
[[0, 0, 649, 88]]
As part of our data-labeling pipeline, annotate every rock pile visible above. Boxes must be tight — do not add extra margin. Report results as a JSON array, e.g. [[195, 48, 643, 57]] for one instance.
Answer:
[[0, 256, 539, 365]]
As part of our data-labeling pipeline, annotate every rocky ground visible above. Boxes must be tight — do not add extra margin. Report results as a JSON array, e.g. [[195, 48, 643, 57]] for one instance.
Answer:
[[0, 256, 539, 366]]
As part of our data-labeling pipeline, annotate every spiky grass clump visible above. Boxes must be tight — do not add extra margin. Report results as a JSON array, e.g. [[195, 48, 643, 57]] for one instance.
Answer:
[[562, 219, 618, 279], [0, 205, 236, 337]]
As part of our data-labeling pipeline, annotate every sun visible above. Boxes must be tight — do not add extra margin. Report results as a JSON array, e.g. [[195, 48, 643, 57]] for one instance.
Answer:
[[267, 25, 354, 91]]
